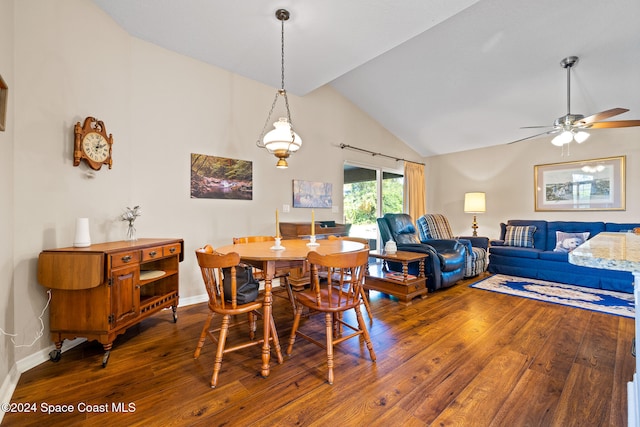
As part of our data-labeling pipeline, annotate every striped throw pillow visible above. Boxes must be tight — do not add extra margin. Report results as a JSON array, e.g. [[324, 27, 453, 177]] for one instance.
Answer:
[[504, 225, 536, 248]]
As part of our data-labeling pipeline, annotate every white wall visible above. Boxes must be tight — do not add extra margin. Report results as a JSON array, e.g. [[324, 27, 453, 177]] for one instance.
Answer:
[[0, 0, 16, 405], [2, 0, 419, 387], [426, 128, 640, 240], [5, 0, 639, 409]]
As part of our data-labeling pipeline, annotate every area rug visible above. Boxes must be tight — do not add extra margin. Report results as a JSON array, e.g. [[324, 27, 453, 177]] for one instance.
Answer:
[[470, 274, 634, 318]]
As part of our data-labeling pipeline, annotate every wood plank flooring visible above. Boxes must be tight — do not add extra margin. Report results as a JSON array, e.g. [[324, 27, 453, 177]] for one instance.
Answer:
[[4, 273, 635, 426]]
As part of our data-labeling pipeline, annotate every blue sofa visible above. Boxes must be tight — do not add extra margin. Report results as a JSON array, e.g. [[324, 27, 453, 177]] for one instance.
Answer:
[[488, 220, 640, 293]]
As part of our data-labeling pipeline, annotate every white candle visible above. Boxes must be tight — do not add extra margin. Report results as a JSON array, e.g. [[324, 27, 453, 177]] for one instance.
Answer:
[[276, 209, 280, 238], [311, 209, 315, 236]]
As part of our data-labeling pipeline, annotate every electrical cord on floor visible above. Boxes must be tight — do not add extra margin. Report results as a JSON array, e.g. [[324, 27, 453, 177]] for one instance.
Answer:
[[0, 289, 51, 347]]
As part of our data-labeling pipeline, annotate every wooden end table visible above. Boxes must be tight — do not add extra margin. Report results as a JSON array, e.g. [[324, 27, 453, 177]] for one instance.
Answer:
[[365, 250, 428, 305]]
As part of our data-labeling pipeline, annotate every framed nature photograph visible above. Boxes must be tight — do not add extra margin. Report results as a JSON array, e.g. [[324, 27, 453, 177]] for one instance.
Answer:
[[534, 156, 625, 211], [190, 153, 252, 200], [292, 180, 332, 208]]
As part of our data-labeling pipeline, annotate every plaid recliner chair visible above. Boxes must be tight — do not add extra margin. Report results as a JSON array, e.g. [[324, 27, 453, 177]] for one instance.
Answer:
[[416, 214, 488, 278]]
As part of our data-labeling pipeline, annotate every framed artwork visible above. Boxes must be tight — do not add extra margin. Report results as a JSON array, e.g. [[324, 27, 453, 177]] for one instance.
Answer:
[[0, 74, 7, 132], [534, 156, 625, 211], [190, 153, 252, 200], [293, 180, 332, 208]]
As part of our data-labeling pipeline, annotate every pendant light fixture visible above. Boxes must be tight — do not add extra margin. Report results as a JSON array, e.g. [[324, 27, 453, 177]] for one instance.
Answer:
[[256, 8, 302, 169]]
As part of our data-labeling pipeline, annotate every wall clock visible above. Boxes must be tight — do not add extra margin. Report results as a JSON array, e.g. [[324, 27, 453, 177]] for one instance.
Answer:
[[73, 116, 113, 170]]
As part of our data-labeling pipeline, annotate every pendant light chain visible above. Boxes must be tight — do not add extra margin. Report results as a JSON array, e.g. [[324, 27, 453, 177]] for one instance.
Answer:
[[256, 92, 280, 147], [279, 15, 296, 143], [256, 10, 297, 148]]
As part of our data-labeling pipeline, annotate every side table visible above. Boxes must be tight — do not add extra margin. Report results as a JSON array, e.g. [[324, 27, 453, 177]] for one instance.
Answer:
[[365, 250, 428, 305]]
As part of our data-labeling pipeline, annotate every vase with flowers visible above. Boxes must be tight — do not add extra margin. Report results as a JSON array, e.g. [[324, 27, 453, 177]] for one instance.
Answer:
[[121, 205, 142, 241]]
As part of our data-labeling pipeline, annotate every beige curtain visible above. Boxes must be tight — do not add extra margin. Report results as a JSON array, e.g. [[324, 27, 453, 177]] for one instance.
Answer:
[[404, 162, 426, 222]]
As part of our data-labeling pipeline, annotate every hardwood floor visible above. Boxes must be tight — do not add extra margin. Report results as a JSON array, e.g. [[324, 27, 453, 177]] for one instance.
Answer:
[[5, 273, 635, 426]]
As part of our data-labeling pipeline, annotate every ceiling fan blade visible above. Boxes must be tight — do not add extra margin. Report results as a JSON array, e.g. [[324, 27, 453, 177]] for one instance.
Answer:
[[588, 120, 640, 129], [507, 130, 558, 145], [520, 125, 554, 129], [577, 108, 629, 125]]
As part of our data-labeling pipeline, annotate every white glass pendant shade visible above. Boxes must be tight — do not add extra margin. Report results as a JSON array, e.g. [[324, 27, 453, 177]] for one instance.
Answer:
[[551, 130, 573, 146], [574, 131, 590, 143], [263, 118, 302, 154]]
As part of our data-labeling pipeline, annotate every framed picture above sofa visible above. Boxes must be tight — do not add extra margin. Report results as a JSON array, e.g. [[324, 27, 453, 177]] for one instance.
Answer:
[[534, 156, 625, 211]]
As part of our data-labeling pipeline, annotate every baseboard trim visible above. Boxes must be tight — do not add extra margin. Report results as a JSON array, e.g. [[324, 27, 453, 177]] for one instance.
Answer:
[[1, 291, 212, 413], [0, 337, 85, 423], [15, 337, 86, 374], [178, 293, 208, 307], [0, 363, 20, 423]]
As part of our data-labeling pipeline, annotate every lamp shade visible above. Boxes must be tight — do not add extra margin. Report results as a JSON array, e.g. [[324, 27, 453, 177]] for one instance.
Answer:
[[263, 117, 302, 154], [464, 192, 486, 213], [551, 131, 573, 146], [573, 131, 590, 143]]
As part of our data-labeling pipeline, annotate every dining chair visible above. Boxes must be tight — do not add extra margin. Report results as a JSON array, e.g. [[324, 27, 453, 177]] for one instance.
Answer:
[[233, 235, 295, 307], [194, 245, 283, 388], [326, 235, 373, 321], [232, 235, 276, 281], [286, 249, 376, 384]]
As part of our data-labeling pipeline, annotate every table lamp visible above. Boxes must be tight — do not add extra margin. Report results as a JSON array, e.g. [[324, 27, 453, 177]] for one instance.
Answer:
[[464, 192, 486, 237]]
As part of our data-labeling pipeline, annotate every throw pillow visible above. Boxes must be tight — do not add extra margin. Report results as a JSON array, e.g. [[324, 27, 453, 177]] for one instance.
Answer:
[[397, 224, 416, 234], [553, 231, 590, 253], [504, 225, 536, 248]]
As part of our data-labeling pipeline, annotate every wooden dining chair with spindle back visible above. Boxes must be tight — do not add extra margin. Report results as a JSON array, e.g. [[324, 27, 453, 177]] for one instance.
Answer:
[[232, 236, 276, 281], [327, 235, 373, 321], [232, 235, 295, 307], [286, 249, 376, 384], [194, 244, 283, 388]]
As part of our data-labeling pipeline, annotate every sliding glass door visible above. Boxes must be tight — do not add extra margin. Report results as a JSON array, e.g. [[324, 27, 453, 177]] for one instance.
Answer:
[[343, 162, 403, 250]]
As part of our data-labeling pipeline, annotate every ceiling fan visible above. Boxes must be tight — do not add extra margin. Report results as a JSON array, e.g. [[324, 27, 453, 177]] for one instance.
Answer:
[[509, 56, 640, 145]]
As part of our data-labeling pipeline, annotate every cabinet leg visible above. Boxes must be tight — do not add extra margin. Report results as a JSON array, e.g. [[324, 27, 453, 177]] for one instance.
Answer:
[[101, 343, 112, 368], [172, 305, 178, 323], [102, 350, 111, 368], [49, 341, 63, 362], [49, 349, 61, 362]]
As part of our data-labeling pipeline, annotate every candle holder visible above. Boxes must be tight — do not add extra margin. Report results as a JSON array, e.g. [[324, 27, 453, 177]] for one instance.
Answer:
[[306, 235, 320, 247], [270, 237, 285, 251]]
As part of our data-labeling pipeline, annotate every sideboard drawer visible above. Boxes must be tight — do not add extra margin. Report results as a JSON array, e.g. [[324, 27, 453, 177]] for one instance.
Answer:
[[111, 251, 141, 268], [163, 243, 181, 257], [142, 246, 164, 261]]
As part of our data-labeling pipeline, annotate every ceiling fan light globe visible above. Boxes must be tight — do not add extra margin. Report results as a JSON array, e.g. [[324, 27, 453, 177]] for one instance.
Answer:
[[574, 131, 590, 143], [552, 131, 573, 146]]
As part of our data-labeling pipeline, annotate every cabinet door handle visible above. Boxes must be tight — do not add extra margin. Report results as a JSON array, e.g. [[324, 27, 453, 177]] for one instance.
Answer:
[[169, 247, 176, 254], [149, 251, 157, 257], [121, 255, 132, 263]]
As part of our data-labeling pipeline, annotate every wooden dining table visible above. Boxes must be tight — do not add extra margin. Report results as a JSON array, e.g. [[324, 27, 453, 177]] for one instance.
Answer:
[[215, 238, 365, 377]]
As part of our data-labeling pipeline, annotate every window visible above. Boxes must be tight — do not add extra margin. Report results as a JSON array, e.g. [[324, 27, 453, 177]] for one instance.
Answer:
[[343, 163, 403, 249]]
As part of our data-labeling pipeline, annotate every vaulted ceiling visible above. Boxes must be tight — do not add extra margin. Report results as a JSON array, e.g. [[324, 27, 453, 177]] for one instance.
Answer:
[[92, 0, 640, 157]]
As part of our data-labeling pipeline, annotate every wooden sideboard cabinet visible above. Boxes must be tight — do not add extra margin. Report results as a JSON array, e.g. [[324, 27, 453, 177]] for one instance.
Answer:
[[279, 222, 351, 239], [37, 238, 183, 367]]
